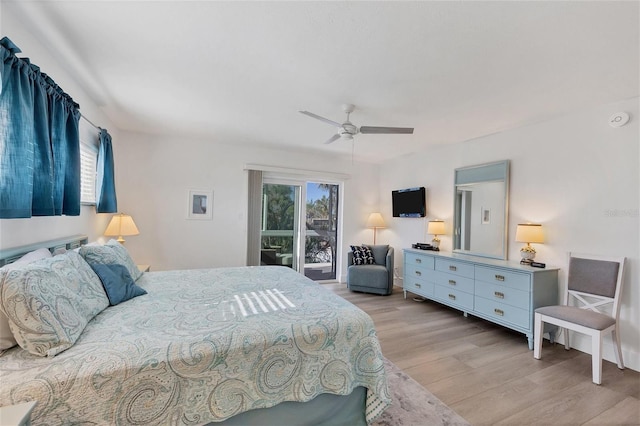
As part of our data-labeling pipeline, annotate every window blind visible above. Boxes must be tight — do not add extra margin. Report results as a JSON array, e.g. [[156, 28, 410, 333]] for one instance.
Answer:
[[80, 141, 97, 204]]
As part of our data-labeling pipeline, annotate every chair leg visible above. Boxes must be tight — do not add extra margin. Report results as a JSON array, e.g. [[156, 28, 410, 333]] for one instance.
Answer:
[[533, 313, 543, 360], [564, 328, 571, 350], [612, 327, 625, 370], [592, 332, 603, 385]]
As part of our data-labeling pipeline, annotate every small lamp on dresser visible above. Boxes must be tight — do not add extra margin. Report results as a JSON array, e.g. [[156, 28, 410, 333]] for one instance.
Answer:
[[427, 220, 445, 250], [104, 213, 140, 244], [515, 223, 544, 264]]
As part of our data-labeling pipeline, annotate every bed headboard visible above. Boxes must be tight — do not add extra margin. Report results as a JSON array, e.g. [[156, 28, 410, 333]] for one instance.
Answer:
[[0, 234, 88, 267]]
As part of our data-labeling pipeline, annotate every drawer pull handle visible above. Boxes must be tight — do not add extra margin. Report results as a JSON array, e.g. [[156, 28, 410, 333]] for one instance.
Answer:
[[495, 274, 505, 281], [494, 291, 505, 299], [415, 271, 422, 276], [448, 294, 456, 300], [494, 308, 504, 316], [448, 280, 456, 285], [449, 265, 457, 271], [416, 258, 422, 263], [415, 283, 421, 288]]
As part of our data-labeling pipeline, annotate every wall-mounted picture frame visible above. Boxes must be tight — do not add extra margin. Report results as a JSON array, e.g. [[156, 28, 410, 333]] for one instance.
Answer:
[[187, 189, 213, 220]]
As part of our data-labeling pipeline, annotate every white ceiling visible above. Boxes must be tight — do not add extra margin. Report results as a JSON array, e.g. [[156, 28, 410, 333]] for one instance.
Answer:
[[8, 1, 639, 163]]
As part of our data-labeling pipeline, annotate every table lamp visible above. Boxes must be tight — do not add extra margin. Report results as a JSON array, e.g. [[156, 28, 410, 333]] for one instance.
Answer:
[[366, 213, 386, 244], [427, 220, 445, 250], [515, 223, 544, 264], [104, 213, 139, 244]]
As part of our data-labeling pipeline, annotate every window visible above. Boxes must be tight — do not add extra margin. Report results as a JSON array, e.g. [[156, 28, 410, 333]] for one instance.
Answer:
[[80, 141, 97, 204]]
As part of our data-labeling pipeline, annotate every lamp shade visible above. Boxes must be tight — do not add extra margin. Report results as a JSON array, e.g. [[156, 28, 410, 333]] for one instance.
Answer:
[[366, 212, 386, 229], [515, 223, 544, 243], [104, 213, 139, 243], [427, 220, 445, 235]]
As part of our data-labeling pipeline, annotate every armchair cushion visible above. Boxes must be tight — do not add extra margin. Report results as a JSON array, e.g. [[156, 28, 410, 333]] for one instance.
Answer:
[[350, 245, 375, 265], [363, 244, 389, 266]]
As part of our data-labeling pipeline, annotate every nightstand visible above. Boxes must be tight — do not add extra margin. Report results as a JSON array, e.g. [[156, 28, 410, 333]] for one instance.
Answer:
[[0, 401, 37, 426], [137, 264, 150, 273]]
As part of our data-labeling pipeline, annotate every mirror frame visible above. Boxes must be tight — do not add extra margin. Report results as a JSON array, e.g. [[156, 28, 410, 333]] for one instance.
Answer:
[[453, 160, 510, 260]]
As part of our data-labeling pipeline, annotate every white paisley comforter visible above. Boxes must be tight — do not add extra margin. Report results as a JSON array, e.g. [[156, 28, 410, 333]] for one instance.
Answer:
[[0, 266, 390, 425]]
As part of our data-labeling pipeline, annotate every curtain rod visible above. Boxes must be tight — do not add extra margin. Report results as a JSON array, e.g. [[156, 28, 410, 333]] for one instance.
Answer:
[[80, 113, 102, 132]]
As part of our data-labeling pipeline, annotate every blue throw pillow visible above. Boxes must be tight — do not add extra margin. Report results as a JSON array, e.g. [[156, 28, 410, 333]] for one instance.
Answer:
[[88, 263, 147, 306]]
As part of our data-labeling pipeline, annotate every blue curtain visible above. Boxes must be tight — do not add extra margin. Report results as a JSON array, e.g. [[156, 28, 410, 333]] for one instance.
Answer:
[[96, 129, 117, 213], [0, 37, 80, 218]]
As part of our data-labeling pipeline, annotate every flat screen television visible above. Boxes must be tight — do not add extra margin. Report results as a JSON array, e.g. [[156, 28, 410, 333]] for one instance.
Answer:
[[392, 187, 426, 217]]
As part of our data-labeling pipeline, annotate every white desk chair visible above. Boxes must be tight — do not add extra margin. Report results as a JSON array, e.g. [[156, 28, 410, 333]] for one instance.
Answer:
[[534, 252, 626, 385]]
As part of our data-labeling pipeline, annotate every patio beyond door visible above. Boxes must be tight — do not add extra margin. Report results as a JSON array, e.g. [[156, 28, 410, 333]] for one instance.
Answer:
[[304, 182, 339, 281]]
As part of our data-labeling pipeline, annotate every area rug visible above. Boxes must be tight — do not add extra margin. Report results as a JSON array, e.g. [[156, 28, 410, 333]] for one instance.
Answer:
[[373, 357, 471, 426]]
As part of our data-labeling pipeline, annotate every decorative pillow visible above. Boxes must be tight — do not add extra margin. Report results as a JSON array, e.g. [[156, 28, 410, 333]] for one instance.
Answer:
[[79, 240, 142, 281], [0, 252, 109, 357], [89, 263, 147, 306], [0, 248, 53, 351], [350, 245, 375, 265]]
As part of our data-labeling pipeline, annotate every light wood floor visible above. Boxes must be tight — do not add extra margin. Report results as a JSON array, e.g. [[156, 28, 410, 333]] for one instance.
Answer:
[[324, 283, 640, 426]]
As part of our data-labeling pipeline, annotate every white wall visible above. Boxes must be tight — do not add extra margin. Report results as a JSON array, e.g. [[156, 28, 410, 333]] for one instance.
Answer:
[[379, 97, 640, 371], [0, 5, 116, 248], [113, 132, 380, 274]]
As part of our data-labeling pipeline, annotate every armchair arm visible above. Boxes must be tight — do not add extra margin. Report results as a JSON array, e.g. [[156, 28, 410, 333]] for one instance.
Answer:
[[386, 247, 395, 289]]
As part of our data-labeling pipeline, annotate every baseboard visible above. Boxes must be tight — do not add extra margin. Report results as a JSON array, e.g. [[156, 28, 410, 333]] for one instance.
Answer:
[[556, 332, 639, 372]]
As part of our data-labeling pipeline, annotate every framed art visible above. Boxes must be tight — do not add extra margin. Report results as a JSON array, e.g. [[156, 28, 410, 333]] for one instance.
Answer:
[[187, 189, 213, 220]]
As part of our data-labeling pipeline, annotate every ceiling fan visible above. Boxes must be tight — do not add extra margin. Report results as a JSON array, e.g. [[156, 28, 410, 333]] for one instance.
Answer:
[[299, 104, 414, 144]]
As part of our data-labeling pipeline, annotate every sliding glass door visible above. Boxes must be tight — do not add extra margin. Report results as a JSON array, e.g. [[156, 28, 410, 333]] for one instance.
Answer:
[[260, 179, 340, 281], [260, 182, 301, 271]]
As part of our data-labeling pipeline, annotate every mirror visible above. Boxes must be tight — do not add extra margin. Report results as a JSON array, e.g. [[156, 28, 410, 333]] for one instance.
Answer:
[[453, 160, 510, 260]]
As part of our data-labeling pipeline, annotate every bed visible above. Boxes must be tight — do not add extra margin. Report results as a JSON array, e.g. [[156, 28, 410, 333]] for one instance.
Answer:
[[0, 236, 390, 425]]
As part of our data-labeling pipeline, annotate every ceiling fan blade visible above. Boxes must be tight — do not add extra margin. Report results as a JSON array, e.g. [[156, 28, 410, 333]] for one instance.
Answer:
[[359, 126, 414, 135], [324, 134, 341, 144], [299, 111, 342, 127]]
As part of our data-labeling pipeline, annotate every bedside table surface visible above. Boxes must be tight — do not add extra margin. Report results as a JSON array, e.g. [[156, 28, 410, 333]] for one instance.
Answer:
[[0, 401, 37, 426]]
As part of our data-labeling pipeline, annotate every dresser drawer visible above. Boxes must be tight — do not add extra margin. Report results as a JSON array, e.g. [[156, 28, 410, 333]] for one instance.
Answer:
[[405, 264, 436, 282], [474, 296, 530, 330], [475, 266, 530, 290], [475, 282, 529, 310], [435, 258, 474, 279], [434, 285, 474, 311], [404, 280, 434, 298], [405, 252, 435, 269], [434, 271, 475, 294]]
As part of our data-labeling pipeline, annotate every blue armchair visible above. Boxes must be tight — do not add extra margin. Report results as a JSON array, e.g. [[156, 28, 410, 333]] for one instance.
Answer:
[[347, 245, 394, 295]]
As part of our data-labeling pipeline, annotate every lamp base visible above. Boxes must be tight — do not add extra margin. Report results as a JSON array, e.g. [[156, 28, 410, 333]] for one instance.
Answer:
[[519, 246, 536, 264], [116, 236, 126, 244], [431, 237, 441, 249]]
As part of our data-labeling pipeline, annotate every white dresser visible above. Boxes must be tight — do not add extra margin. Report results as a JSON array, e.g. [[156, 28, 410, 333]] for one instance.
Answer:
[[403, 248, 559, 349]]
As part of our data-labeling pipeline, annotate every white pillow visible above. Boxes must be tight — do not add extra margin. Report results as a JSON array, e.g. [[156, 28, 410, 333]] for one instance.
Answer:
[[13, 247, 52, 264], [0, 248, 53, 351]]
